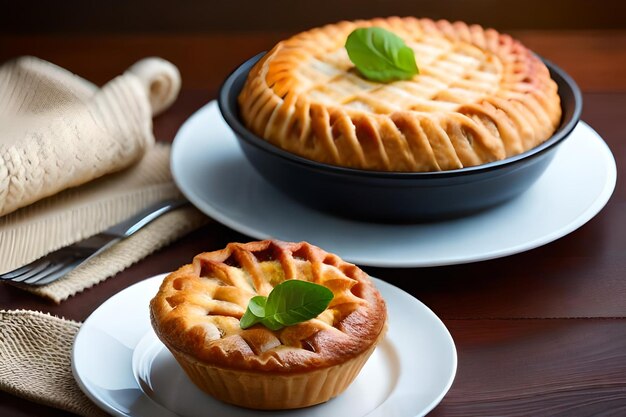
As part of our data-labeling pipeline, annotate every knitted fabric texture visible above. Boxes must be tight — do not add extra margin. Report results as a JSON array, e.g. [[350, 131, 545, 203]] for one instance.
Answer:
[[0, 55, 181, 217], [0, 143, 209, 302], [0, 310, 108, 417], [0, 56, 210, 302]]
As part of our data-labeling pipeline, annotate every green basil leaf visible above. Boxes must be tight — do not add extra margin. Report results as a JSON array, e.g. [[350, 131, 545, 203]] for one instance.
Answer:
[[240, 309, 260, 329], [264, 280, 334, 326], [248, 295, 267, 317], [240, 295, 267, 329], [260, 316, 285, 331], [240, 281, 334, 331], [345, 27, 419, 83]]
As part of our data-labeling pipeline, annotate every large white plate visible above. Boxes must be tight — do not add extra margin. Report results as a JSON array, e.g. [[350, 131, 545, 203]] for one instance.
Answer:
[[72, 274, 457, 417], [171, 101, 616, 267]]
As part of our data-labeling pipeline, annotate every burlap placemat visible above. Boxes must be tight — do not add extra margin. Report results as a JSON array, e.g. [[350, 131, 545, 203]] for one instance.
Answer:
[[0, 310, 109, 417]]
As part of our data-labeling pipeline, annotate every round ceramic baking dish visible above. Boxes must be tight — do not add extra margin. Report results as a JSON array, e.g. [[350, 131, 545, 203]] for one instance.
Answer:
[[219, 53, 582, 222]]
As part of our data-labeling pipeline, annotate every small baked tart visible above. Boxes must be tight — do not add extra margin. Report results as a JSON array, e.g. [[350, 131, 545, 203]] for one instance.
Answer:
[[238, 17, 562, 172], [149, 240, 387, 409]]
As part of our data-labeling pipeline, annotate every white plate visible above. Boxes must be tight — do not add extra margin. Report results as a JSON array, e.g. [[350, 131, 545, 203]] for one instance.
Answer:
[[72, 274, 457, 417], [171, 102, 616, 267]]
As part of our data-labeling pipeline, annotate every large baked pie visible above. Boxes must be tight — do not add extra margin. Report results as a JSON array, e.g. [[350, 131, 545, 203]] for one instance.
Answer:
[[150, 240, 387, 409], [238, 17, 562, 171]]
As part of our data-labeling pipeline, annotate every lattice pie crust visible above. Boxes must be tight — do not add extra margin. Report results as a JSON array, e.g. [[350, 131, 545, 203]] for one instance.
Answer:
[[150, 240, 387, 409], [238, 17, 562, 171]]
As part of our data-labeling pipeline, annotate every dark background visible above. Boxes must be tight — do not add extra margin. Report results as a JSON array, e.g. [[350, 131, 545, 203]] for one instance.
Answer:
[[2, 0, 625, 94], [1, 0, 625, 33]]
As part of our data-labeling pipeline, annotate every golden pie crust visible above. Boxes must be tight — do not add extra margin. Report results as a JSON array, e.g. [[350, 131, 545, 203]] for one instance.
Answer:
[[238, 17, 562, 172], [150, 240, 387, 409]]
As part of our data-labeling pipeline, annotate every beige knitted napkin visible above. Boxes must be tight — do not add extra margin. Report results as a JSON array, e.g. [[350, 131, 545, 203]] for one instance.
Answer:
[[0, 55, 180, 217], [0, 57, 209, 302], [0, 310, 109, 417]]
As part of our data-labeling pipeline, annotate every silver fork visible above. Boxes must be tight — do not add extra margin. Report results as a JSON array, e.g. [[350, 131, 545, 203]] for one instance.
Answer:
[[0, 198, 189, 286]]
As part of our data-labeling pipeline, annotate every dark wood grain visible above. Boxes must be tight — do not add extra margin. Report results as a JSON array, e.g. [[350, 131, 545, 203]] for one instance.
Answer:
[[1, 31, 626, 92], [432, 320, 626, 417], [1, 30, 626, 417]]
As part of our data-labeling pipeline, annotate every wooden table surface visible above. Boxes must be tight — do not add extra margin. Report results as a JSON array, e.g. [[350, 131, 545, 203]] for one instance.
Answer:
[[1, 30, 625, 416]]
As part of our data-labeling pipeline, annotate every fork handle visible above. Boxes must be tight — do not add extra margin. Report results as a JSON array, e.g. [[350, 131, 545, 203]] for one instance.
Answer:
[[105, 198, 190, 238]]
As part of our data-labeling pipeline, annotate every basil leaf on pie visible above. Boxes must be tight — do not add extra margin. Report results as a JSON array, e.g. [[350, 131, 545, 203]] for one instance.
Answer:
[[240, 280, 334, 330], [345, 27, 419, 82], [248, 295, 267, 317], [264, 280, 334, 327], [259, 316, 285, 331], [240, 295, 267, 329]]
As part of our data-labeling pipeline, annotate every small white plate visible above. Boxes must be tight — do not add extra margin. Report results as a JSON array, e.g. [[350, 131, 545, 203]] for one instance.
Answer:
[[171, 102, 616, 267], [72, 274, 457, 417]]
